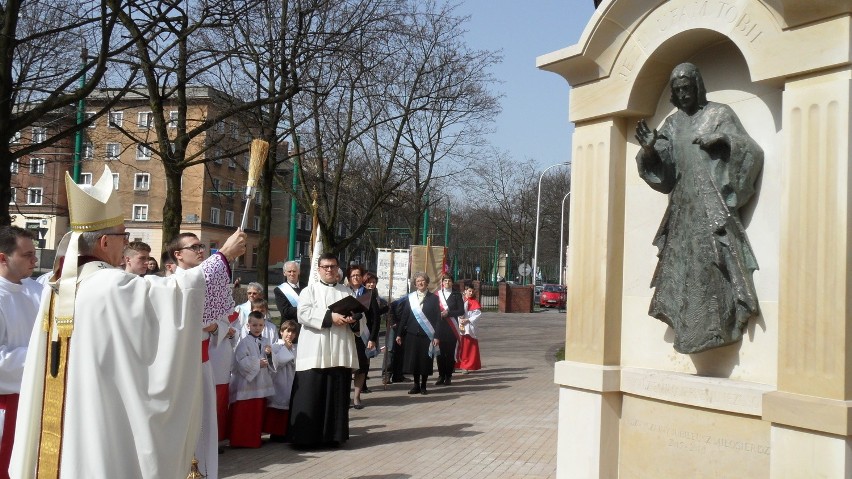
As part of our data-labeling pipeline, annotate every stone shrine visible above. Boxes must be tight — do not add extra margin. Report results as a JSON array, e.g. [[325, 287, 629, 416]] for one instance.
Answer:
[[537, 1, 852, 477]]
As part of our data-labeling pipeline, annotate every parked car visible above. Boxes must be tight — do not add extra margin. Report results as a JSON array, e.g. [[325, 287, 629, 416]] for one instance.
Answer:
[[539, 284, 566, 308]]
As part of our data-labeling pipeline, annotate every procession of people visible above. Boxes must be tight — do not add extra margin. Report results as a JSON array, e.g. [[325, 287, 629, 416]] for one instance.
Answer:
[[0, 165, 487, 478]]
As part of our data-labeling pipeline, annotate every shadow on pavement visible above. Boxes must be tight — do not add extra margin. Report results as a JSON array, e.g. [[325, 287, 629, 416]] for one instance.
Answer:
[[348, 423, 479, 449]]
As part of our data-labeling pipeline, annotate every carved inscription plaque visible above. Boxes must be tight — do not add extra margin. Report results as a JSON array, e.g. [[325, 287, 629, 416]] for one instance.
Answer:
[[619, 396, 770, 478]]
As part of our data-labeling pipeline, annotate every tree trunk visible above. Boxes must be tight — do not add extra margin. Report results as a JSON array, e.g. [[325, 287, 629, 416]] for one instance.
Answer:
[[161, 166, 183, 252]]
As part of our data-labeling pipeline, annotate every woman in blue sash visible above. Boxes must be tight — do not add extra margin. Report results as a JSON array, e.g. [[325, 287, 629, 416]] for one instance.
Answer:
[[395, 272, 441, 395]]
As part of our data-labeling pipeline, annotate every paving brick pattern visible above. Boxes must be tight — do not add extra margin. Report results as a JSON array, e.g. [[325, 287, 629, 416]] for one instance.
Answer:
[[220, 310, 566, 479]]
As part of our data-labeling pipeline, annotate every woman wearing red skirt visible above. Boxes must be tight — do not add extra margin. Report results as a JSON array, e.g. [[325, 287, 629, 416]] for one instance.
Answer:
[[456, 285, 482, 372]]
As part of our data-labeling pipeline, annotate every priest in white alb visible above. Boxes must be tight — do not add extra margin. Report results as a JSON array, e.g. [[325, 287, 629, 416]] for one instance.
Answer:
[[9, 166, 246, 478]]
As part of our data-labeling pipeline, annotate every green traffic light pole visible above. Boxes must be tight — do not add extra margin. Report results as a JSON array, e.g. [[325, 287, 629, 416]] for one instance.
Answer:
[[287, 134, 301, 261], [72, 45, 88, 183]]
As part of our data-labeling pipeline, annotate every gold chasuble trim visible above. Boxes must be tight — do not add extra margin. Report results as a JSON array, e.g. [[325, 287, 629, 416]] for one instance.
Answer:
[[37, 293, 72, 478]]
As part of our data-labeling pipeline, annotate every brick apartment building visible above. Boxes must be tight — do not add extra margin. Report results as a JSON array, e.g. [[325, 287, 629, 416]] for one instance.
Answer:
[[10, 86, 307, 277]]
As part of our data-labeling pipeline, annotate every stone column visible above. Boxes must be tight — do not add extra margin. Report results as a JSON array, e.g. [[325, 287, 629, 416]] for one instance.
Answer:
[[555, 118, 626, 478], [763, 67, 852, 478]]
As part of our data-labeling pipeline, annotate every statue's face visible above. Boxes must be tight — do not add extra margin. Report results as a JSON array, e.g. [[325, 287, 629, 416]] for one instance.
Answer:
[[671, 77, 698, 113]]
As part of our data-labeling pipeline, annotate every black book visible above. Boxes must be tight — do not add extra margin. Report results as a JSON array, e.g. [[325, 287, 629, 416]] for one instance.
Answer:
[[327, 292, 372, 316]]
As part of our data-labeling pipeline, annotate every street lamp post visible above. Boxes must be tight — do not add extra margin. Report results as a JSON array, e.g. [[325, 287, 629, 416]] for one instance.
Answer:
[[558, 192, 571, 286], [532, 162, 570, 286]]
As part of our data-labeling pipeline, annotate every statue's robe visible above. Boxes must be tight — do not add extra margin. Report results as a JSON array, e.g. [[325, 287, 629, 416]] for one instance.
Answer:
[[637, 101, 763, 353]]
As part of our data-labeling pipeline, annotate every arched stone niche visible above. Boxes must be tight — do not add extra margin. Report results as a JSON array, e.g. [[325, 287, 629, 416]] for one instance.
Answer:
[[540, 1, 852, 477]]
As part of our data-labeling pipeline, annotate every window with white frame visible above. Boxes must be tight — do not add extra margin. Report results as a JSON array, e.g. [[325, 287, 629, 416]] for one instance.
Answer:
[[226, 181, 235, 198], [211, 178, 220, 196], [83, 141, 94, 159], [168, 111, 178, 128], [29, 158, 45, 175], [137, 111, 153, 129], [32, 127, 47, 143], [26, 187, 42, 205], [253, 216, 260, 231], [136, 143, 151, 160], [79, 172, 92, 185], [210, 207, 220, 224], [85, 111, 96, 128], [112, 173, 120, 190], [132, 204, 148, 221], [9, 187, 15, 204], [134, 173, 150, 191], [10, 160, 18, 174], [106, 142, 120, 160], [224, 210, 234, 227], [295, 241, 301, 254], [109, 111, 123, 128], [10, 131, 20, 144]]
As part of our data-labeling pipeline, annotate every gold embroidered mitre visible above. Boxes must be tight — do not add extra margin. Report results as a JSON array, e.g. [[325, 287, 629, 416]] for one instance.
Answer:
[[65, 165, 123, 232]]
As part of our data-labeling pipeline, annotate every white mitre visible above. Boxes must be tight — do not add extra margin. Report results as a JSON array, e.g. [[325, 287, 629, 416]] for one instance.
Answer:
[[50, 166, 124, 339]]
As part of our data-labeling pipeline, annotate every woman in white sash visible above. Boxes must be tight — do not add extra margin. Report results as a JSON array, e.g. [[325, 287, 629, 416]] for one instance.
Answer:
[[395, 272, 440, 395]]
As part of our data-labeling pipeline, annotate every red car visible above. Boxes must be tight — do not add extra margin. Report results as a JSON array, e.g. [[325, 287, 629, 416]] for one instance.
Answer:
[[539, 284, 566, 308]]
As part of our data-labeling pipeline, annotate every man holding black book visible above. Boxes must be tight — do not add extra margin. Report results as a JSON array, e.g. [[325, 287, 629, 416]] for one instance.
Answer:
[[289, 253, 365, 447]]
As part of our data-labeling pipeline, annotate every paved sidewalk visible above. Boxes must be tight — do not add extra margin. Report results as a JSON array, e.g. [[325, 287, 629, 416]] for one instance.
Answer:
[[220, 309, 566, 479]]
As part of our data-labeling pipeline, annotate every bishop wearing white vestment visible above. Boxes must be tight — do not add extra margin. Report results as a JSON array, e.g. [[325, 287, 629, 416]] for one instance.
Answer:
[[9, 167, 247, 479]]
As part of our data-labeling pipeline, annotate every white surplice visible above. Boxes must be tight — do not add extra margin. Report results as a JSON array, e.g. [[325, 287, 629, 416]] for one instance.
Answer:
[[0, 276, 43, 446], [295, 282, 361, 371], [11, 253, 232, 479], [268, 341, 296, 410]]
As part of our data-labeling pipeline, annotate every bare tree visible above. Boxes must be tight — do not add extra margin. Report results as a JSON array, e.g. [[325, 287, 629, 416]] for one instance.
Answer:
[[0, 0, 137, 225], [202, 0, 399, 286], [103, 0, 302, 248], [290, 0, 499, 256]]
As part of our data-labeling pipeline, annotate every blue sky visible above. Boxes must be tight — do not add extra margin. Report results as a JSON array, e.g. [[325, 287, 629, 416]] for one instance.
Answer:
[[454, 1, 596, 168]]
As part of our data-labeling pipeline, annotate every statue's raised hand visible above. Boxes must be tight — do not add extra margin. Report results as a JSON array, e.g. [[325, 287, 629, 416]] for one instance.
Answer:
[[635, 120, 658, 152]]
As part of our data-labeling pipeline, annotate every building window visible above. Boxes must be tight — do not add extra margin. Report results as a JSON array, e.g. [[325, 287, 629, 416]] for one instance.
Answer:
[[226, 181, 235, 198], [136, 143, 151, 161], [295, 241, 301, 255], [253, 216, 260, 231], [137, 111, 153, 129], [83, 141, 94, 160], [26, 187, 43, 205], [224, 210, 234, 227], [29, 158, 45, 175], [251, 246, 257, 267], [211, 178, 220, 196], [10, 160, 18, 174], [228, 158, 236, 169], [112, 173, 120, 190], [10, 131, 20, 144], [168, 111, 178, 128], [79, 173, 92, 185], [215, 121, 224, 132], [106, 142, 120, 160], [85, 111, 96, 128], [243, 155, 249, 170], [133, 204, 149, 221], [109, 111, 123, 128], [32, 127, 47, 143], [210, 207, 220, 224], [134, 173, 150, 191], [8, 187, 15, 204], [255, 189, 261, 205]]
